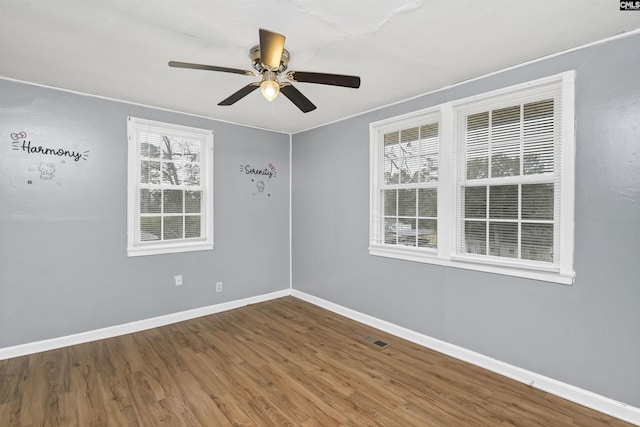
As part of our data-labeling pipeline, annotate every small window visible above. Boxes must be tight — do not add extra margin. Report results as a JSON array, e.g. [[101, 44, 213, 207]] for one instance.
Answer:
[[370, 112, 440, 255], [127, 117, 213, 257]]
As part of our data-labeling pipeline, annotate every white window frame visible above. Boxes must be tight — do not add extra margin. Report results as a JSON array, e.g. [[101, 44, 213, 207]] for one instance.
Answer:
[[127, 116, 214, 257], [370, 71, 575, 285], [369, 109, 442, 259]]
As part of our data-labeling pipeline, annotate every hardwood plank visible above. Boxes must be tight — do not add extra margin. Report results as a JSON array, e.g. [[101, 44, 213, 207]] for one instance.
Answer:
[[0, 297, 634, 426]]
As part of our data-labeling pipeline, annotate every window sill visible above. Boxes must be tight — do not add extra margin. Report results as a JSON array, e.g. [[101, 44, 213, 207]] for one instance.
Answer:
[[368, 244, 574, 285], [127, 241, 213, 257]]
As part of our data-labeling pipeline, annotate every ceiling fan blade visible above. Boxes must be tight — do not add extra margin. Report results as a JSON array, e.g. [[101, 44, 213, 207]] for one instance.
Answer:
[[169, 61, 254, 76], [259, 28, 286, 70], [218, 83, 260, 106], [286, 71, 361, 88], [280, 83, 316, 113]]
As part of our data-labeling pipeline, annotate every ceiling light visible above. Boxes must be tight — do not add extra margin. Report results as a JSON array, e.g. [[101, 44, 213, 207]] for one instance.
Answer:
[[260, 71, 280, 102]]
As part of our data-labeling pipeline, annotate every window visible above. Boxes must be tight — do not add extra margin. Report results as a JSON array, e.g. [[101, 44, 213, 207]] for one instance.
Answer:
[[127, 117, 213, 256], [370, 71, 575, 284], [370, 112, 440, 255]]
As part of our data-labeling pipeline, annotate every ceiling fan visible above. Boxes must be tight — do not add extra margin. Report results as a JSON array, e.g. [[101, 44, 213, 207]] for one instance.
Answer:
[[169, 28, 361, 113]]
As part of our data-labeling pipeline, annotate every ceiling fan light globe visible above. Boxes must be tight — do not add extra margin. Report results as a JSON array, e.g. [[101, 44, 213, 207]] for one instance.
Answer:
[[260, 80, 280, 102]]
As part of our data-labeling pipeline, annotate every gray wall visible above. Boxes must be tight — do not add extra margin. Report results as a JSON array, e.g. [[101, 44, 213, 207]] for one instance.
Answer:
[[292, 33, 640, 406], [0, 79, 290, 348]]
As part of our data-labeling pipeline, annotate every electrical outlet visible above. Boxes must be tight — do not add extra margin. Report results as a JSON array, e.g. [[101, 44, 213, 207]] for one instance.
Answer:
[[174, 275, 183, 286], [216, 281, 223, 292]]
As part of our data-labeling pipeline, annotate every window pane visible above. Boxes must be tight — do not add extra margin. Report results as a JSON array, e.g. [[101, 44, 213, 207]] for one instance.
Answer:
[[384, 218, 397, 244], [466, 112, 489, 179], [384, 158, 399, 184], [493, 105, 520, 126], [522, 184, 554, 220], [163, 190, 183, 213], [524, 151, 553, 175], [419, 123, 438, 182], [489, 185, 518, 219], [148, 161, 161, 184], [491, 106, 521, 178], [524, 99, 554, 175], [468, 112, 489, 131], [522, 223, 553, 262], [383, 189, 397, 216], [161, 136, 184, 160], [419, 123, 438, 151], [140, 141, 150, 158], [464, 186, 486, 218], [384, 131, 399, 148], [185, 190, 201, 214], [185, 216, 201, 238], [398, 218, 416, 247], [140, 189, 161, 214], [140, 216, 161, 241], [183, 139, 201, 162], [418, 219, 436, 248], [465, 221, 486, 255], [141, 161, 150, 184], [398, 189, 416, 216], [384, 131, 400, 184], [400, 127, 420, 168], [418, 188, 437, 217], [401, 127, 419, 157], [140, 133, 161, 159], [162, 162, 182, 185], [491, 153, 520, 178], [489, 222, 518, 258], [420, 155, 438, 182], [492, 105, 521, 150], [467, 158, 488, 180], [400, 156, 419, 184], [179, 163, 200, 186], [140, 160, 162, 184], [164, 216, 184, 240]]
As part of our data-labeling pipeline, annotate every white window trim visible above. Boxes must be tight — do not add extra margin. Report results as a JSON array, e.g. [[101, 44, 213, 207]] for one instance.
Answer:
[[370, 71, 575, 285], [127, 117, 214, 257], [369, 108, 442, 257]]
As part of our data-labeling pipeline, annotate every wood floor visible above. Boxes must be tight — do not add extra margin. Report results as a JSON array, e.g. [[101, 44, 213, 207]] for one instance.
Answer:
[[0, 297, 633, 426]]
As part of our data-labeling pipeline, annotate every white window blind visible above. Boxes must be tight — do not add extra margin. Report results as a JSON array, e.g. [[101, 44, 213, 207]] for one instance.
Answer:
[[454, 81, 563, 268], [127, 117, 214, 257]]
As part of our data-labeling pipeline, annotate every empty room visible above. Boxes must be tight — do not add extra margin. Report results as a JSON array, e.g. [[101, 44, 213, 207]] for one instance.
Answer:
[[1, 1, 639, 425]]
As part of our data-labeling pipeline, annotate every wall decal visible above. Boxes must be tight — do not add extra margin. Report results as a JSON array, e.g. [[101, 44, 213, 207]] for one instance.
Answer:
[[11, 131, 27, 141], [8, 130, 90, 187], [240, 162, 277, 197], [239, 162, 277, 179], [13, 139, 89, 162], [39, 162, 56, 180]]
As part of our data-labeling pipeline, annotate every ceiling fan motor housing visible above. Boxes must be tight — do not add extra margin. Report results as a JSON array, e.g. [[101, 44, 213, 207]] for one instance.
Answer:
[[250, 45, 290, 74]]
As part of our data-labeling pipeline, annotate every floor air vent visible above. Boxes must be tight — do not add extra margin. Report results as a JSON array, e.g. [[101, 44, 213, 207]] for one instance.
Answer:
[[363, 336, 389, 349]]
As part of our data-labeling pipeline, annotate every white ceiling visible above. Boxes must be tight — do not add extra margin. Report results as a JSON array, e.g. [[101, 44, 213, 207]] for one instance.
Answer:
[[1, 1, 639, 134]]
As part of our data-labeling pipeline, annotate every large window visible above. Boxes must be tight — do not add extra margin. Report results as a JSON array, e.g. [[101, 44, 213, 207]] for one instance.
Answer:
[[127, 117, 213, 257], [370, 72, 575, 284]]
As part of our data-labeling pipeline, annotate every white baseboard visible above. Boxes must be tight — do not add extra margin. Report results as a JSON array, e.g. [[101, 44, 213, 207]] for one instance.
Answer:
[[0, 289, 290, 361], [2, 288, 638, 425], [291, 290, 640, 426]]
